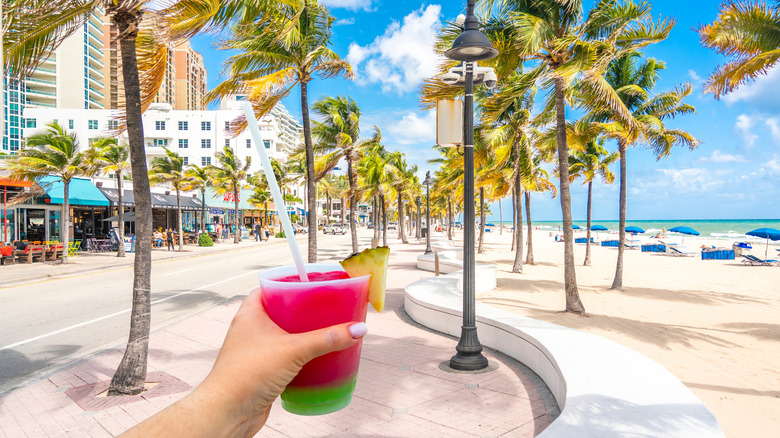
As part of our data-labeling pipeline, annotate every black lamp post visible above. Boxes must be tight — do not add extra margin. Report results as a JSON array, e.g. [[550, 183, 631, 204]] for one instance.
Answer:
[[446, 0, 497, 372], [415, 196, 422, 239], [424, 172, 433, 254]]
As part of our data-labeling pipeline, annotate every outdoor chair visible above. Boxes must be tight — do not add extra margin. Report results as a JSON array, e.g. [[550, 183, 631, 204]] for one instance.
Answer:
[[16, 244, 46, 263], [0, 244, 15, 265], [67, 240, 81, 257], [741, 254, 780, 266], [667, 246, 697, 257], [46, 243, 64, 261]]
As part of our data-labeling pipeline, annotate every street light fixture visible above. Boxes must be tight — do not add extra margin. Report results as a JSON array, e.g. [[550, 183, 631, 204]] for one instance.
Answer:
[[416, 196, 422, 239], [445, 0, 497, 372], [423, 172, 434, 254]]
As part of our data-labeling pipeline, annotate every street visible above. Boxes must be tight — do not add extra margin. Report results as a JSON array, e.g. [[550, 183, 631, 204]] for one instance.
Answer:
[[0, 232, 361, 393]]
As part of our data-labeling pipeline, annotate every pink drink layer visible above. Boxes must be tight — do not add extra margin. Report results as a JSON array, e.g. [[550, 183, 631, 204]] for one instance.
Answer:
[[275, 271, 351, 282]]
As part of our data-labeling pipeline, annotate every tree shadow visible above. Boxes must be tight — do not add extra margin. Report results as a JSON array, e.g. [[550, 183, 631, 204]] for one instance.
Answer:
[[618, 285, 770, 306], [0, 344, 81, 390], [718, 322, 780, 342], [682, 381, 780, 398], [152, 289, 230, 314]]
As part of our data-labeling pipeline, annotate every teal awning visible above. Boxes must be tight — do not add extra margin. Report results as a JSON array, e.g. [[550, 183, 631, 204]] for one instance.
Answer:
[[38, 176, 110, 206]]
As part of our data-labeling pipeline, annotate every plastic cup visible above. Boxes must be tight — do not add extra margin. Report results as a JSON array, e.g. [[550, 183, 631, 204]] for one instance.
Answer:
[[259, 263, 370, 415]]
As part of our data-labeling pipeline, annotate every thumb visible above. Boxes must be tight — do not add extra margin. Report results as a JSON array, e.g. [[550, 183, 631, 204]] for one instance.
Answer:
[[292, 322, 367, 364]]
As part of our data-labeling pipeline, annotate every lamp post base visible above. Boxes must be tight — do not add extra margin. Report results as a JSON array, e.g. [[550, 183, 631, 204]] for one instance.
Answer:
[[449, 326, 489, 371]]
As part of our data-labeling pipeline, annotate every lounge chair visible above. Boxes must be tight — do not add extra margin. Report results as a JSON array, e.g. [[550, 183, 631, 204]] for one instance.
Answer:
[[624, 239, 641, 250], [667, 246, 697, 257], [658, 240, 681, 247], [741, 254, 780, 266]]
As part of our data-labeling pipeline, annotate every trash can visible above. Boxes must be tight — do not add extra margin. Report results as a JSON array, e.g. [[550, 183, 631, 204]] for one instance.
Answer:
[[422, 227, 428, 238]]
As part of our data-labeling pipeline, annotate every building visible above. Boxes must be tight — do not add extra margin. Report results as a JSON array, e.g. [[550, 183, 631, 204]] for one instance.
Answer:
[[173, 41, 207, 111], [2, 9, 107, 152]]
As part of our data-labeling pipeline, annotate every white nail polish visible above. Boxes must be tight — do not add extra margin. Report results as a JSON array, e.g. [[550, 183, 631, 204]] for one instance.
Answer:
[[349, 322, 368, 339]]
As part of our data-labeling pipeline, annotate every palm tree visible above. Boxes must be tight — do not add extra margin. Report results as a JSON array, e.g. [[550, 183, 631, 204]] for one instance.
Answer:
[[88, 138, 131, 257], [698, 1, 780, 97], [357, 144, 395, 247], [390, 156, 417, 245], [330, 175, 350, 226], [206, 1, 352, 262], [5, 122, 84, 264], [182, 165, 211, 235], [247, 172, 271, 228], [568, 138, 618, 266], [523, 154, 556, 265], [592, 52, 698, 290], [149, 148, 188, 251], [311, 96, 380, 254], [210, 146, 250, 244]]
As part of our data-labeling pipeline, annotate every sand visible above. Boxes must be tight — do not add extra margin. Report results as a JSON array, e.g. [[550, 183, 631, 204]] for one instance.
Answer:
[[455, 227, 780, 438]]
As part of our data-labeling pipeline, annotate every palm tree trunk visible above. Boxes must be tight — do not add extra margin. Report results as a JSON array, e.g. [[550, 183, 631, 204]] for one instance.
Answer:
[[398, 192, 407, 244], [200, 188, 206, 234], [525, 191, 534, 265], [584, 181, 592, 266], [109, 10, 152, 395], [511, 187, 516, 251], [513, 177, 524, 275], [347, 158, 358, 254], [381, 195, 387, 247], [447, 197, 453, 241], [554, 77, 584, 314], [478, 187, 485, 254], [117, 170, 125, 257], [233, 185, 240, 244], [611, 139, 628, 290], [373, 197, 380, 241], [340, 197, 344, 226], [300, 80, 317, 262], [62, 181, 70, 264], [176, 188, 183, 251]]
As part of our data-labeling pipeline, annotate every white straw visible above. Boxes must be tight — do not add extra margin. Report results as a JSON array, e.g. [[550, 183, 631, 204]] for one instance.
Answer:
[[241, 101, 308, 281]]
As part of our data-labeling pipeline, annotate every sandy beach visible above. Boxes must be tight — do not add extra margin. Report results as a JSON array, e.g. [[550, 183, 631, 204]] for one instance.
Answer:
[[443, 227, 780, 438]]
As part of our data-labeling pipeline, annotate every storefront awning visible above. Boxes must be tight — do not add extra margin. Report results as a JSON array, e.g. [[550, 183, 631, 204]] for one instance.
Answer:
[[98, 187, 135, 208], [99, 187, 204, 211], [38, 176, 109, 206]]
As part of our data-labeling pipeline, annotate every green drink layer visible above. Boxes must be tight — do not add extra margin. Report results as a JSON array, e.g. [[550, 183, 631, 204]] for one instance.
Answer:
[[280, 376, 357, 416]]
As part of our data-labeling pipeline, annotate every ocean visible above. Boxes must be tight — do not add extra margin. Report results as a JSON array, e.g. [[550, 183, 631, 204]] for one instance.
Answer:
[[491, 219, 780, 244]]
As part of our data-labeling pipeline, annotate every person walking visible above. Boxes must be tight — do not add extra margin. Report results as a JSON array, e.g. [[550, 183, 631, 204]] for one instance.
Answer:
[[166, 228, 174, 252], [254, 222, 263, 242], [265, 225, 271, 240]]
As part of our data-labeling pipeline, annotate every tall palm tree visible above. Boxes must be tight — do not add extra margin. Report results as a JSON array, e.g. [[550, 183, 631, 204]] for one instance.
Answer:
[[523, 154, 557, 265], [149, 148, 188, 251], [592, 52, 698, 290], [5, 121, 84, 264], [88, 138, 131, 257], [247, 172, 271, 226], [568, 138, 618, 266], [182, 165, 211, 235], [206, 1, 352, 262], [330, 175, 350, 226], [390, 155, 417, 245], [210, 145, 250, 244], [357, 144, 394, 247], [699, 1, 780, 97], [311, 96, 380, 254]]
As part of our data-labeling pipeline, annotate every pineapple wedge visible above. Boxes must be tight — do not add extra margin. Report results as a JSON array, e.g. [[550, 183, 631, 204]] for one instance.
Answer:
[[340, 247, 390, 312]]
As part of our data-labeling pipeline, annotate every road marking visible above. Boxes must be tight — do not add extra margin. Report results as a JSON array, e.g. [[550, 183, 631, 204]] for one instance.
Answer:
[[162, 268, 194, 277], [0, 270, 257, 352]]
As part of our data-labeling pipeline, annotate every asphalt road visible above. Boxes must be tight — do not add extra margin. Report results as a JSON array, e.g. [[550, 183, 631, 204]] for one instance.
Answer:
[[0, 232, 360, 393]]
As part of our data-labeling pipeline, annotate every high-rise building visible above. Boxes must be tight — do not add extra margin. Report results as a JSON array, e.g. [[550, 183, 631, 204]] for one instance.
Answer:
[[2, 9, 107, 152], [174, 41, 208, 111]]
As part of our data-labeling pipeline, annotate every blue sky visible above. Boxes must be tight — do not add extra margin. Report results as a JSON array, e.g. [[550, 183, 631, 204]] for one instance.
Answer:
[[191, 0, 780, 221]]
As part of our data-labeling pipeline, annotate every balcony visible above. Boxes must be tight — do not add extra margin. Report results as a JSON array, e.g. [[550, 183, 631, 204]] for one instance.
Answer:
[[86, 20, 104, 36], [25, 100, 56, 108], [87, 53, 104, 68], [40, 57, 56, 65], [87, 30, 102, 45], [88, 65, 105, 79], [87, 75, 103, 88], [25, 87, 56, 97], [88, 87, 104, 99], [34, 67, 56, 76], [87, 96, 105, 109], [87, 41, 103, 56], [26, 77, 56, 87]]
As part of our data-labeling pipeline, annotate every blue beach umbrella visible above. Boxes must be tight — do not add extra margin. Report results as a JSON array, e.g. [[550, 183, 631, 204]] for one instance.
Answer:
[[591, 225, 608, 231], [746, 228, 780, 259], [625, 226, 645, 234], [669, 226, 700, 244], [572, 224, 582, 230]]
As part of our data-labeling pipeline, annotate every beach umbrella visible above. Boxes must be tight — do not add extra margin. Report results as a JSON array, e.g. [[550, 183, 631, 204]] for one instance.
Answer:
[[625, 226, 644, 234], [591, 224, 608, 239], [572, 224, 582, 230], [486, 223, 495, 227], [746, 228, 780, 259], [668, 226, 700, 244]]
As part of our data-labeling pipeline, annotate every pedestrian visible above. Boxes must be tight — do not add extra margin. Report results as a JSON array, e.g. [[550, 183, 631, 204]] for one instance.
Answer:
[[254, 222, 263, 242], [166, 228, 174, 251], [265, 225, 271, 240]]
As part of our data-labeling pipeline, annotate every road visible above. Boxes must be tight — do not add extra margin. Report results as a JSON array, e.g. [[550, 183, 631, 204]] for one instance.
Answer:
[[0, 232, 360, 392]]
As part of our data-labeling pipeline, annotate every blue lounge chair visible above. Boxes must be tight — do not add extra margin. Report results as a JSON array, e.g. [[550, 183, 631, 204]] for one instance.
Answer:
[[741, 254, 780, 266], [668, 246, 697, 257]]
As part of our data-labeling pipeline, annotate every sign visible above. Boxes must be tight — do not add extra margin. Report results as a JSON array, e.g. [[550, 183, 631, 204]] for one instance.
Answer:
[[223, 192, 240, 202], [209, 208, 225, 215], [436, 99, 463, 147]]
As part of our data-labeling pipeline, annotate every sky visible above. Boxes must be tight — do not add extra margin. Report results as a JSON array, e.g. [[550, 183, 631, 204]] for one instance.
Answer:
[[190, 0, 780, 222]]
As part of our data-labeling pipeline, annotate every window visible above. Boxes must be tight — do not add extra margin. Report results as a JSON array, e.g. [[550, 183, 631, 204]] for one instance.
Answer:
[[88, 120, 98, 130], [225, 139, 230, 147], [263, 140, 271, 149], [153, 139, 169, 147], [178, 121, 188, 131], [246, 139, 251, 149], [182, 157, 189, 166], [108, 120, 119, 130], [68, 120, 74, 129], [225, 121, 230, 130], [201, 139, 211, 148], [201, 157, 211, 166], [178, 139, 188, 149], [201, 121, 211, 131], [155, 121, 165, 130]]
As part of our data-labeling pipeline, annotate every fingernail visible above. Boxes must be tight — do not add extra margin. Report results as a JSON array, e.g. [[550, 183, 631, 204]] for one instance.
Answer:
[[348, 322, 368, 339]]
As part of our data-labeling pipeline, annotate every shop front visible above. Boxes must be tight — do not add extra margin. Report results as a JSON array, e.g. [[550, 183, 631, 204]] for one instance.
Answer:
[[204, 188, 262, 239], [0, 172, 33, 243]]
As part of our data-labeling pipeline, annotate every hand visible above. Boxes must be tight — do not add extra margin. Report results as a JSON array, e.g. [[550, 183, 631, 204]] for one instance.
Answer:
[[119, 288, 367, 438]]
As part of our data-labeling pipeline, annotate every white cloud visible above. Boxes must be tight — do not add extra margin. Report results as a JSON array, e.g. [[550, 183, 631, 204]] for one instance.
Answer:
[[766, 118, 780, 144], [761, 156, 780, 176], [723, 66, 780, 111], [334, 17, 355, 26], [346, 5, 442, 93], [699, 150, 746, 163], [386, 111, 436, 145], [688, 69, 704, 84], [656, 168, 723, 193], [735, 114, 759, 148], [321, 0, 373, 11]]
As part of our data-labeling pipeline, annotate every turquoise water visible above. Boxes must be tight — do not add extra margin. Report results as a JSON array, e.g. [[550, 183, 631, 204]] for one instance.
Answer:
[[494, 219, 780, 242]]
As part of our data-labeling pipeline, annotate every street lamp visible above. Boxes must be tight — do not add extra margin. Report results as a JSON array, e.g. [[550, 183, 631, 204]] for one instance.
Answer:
[[424, 172, 434, 254], [416, 196, 422, 239], [445, 0, 497, 372]]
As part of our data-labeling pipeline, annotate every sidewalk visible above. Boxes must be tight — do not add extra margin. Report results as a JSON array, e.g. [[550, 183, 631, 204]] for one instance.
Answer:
[[0, 236, 293, 288], [0, 237, 556, 437]]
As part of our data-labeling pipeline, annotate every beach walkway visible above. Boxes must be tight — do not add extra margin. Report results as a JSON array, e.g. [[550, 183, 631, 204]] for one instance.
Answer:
[[0, 232, 556, 437]]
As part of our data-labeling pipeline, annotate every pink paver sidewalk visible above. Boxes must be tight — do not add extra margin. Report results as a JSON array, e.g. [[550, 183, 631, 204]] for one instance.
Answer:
[[0, 241, 555, 437]]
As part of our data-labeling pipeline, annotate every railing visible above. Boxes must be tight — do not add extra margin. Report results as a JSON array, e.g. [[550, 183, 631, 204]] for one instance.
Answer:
[[33, 67, 56, 75], [88, 87, 104, 98], [87, 53, 104, 68], [26, 77, 56, 86], [25, 88, 56, 97], [25, 100, 56, 108]]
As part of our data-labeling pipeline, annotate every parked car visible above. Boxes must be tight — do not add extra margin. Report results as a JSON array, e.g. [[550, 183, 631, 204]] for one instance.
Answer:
[[293, 224, 307, 234], [324, 224, 347, 235], [387, 222, 398, 230]]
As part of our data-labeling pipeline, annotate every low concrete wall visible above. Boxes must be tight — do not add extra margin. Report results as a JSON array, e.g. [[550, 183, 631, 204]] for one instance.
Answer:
[[404, 272, 725, 438]]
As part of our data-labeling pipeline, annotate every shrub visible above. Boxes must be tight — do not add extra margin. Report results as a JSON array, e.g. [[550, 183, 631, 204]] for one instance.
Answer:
[[275, 232, 285, 238], [198, 233, 214, 247]]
